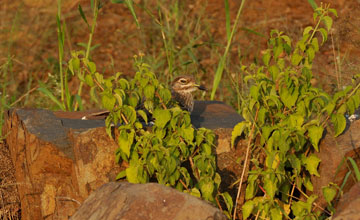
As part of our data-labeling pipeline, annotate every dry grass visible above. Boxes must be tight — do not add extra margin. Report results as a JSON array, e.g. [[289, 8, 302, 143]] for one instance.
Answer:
[[0, 143, 20, 220]]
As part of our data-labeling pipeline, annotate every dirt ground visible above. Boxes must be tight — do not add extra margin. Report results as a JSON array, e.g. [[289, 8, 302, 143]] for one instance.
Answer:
[[1, 0, 360, 219]]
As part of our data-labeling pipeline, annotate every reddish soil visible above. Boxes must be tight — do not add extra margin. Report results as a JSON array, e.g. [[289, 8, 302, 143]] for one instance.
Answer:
[[1, 0, 360, 219]]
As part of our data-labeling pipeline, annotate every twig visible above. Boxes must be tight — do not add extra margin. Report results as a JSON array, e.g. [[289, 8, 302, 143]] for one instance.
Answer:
[[56, 196, 81, 205], [189, 157, 200, 180], [179, 179, 190, 192], [233, 108, 259, 219], [215, 195, 223, 212], [121, 113, 129, 124], [331, 30, 340, 89], [289, 180, 296, 206], [10, 85, 39, 107], [155, 91, 167, 110], [93, 77, 104, 91]]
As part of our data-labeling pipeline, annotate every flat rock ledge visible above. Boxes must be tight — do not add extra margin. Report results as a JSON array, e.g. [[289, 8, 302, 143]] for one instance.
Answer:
[[2, 101, 244, 219], [70, 182, 227, 220]]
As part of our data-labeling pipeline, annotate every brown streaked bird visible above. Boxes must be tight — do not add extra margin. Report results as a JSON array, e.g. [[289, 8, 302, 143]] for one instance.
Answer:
[[82, 75, 205, 120], [171, 75, 206, 112]]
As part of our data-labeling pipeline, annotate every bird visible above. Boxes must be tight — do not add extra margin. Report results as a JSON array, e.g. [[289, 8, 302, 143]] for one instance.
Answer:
[[171, 75, 206, 112], [81, 75, 205, 120]]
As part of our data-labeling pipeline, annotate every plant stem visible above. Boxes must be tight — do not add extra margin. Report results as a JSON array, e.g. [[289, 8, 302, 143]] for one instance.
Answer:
[[57, 0, 65, 105], [75, 0, 98, 111], [211, 0, 246, 100], [233, 107, 258, 219]]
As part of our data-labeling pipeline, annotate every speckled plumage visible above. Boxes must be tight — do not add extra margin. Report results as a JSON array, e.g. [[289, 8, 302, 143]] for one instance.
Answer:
[[171, 75, 206, 112]]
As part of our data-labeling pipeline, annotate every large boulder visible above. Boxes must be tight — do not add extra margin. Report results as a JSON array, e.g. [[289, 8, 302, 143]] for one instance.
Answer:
[[333, 182, 360, 220], [312, 119, 360, 210], [70, 182, 227, 220]]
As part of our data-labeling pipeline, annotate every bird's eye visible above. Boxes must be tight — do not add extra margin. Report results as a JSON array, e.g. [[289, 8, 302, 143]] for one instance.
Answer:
[[179, 79, 187, 84]]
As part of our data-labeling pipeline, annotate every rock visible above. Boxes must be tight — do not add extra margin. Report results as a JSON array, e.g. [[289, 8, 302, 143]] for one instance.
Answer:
[[2, 101, 244, 219], [311, 119, 360, 210], [2, 109, 120, 220], [70, 182, 227, 220], [333, 182, 360, 220], [192, 101, 244, 154]]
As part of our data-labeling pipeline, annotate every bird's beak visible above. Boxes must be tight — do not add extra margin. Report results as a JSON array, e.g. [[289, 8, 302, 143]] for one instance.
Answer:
[[195, 84, 207, 91]]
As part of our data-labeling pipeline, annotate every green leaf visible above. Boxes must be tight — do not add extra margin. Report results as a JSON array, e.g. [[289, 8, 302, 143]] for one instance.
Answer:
[[263, 50, 271, 66], [128, 93, 139, 107], [126, 165, 140, 183], [137, 109, 148, 124], [242, 200, 255, 219], [123, 105, 137, 124], [322, 16, 333, 31], [159, 88, 172, 104], [308, 125, 323, 152], [292, 200, 309, 217], [124, 0, 140, 28], [219, 192, 233, 213], [116, 170, 126, 180], [144, 100, 154, 113], [351, 94, 360, 109], [85, 74, 94, 86], [289, 154, 301, 174], [311, 38, 319, 52], [181, 126, 194, 143], [306, 47, 315, 63], [322, 186, 337, 204], [190, 188, 201, 198], [250, 86, 259, 100], [37, 86, 65, 110], [280, 86, 299, 108], [329, 8, 338, 17], [264, 176, 277, 199], [199, 179, 215, 202], [273, 45, 283, 60], [102, 94, 116, 110], [346, 97, 356, 115], [87, 61, 96, 74], [303, 175, 313, 191], [118, 78, 129, 90], [347, 157, 360, 182], [224, 0, 231, 41], [303, 26, 313, 36], [118, 129, 134, 158], [153, 109, 171, 128], [331, 113, 346, 137], [69, 58, 80, 75], [245, 177, 257, 200], [144, 84, 155, 99], [324, 101, 335, 115], [78, 4, 90, 29], [307, 0, 318, 10], [318, 28, 328, 44], [114, 89, 124, 107], [291, 53, 302, 66], [270, 207, 282, 220], [231, 122, 248, 147], [257, 107, 267, 126], [302, 154, 321, 177]]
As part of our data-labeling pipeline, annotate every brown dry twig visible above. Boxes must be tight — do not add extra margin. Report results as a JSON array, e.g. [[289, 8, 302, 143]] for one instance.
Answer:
[[233, 107, 259, 220]]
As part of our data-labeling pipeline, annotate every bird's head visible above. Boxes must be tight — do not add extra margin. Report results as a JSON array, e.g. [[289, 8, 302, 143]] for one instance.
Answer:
[[171, 75, 206, 94]]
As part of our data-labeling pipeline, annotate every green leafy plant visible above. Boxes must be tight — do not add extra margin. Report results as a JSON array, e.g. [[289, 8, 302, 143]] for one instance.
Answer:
[[231, 4, 360, 219], [73, 54, 234, 217], [38, 0, 101, 111]]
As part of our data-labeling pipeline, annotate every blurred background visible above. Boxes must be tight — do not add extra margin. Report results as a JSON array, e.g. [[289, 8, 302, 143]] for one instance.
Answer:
[[1, 0, 360, 110]]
